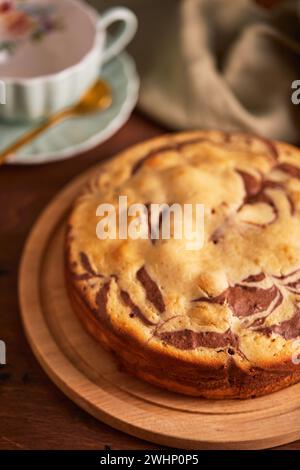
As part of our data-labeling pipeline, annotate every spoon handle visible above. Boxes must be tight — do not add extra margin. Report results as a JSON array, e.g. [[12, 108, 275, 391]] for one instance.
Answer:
[[0, 109, 72, 166]]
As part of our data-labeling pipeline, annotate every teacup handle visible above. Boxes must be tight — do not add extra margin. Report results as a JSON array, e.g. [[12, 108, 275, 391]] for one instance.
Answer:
[[99, 7, 137, 63]]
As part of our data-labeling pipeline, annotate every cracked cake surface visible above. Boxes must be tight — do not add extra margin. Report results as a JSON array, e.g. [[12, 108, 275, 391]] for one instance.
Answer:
[[66, 130, 300, 398]]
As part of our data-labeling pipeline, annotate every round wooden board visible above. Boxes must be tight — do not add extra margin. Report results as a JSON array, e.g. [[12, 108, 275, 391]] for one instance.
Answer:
[[19, 162, 300, 450]]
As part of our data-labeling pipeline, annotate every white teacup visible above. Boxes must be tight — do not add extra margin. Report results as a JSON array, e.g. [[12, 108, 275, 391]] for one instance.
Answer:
[[0, 0, 137, 121]]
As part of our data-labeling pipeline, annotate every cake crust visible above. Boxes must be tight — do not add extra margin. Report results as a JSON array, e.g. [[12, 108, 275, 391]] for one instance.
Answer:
[[65, 131, 300, 398]]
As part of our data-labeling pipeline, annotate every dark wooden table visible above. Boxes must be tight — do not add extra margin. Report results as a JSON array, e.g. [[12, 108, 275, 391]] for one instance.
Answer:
[[0, 112, 298, 450]]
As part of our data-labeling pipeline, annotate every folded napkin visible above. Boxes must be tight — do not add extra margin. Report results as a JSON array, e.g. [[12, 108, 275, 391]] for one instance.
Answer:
[[91, 0, 300, 142]]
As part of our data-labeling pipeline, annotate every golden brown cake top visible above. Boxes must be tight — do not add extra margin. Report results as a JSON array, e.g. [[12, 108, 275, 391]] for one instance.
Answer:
[[67, 131, 300, 368]]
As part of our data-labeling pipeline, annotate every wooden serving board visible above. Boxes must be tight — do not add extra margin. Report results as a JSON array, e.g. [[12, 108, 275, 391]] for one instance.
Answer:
[[19, 163, 300, 450]]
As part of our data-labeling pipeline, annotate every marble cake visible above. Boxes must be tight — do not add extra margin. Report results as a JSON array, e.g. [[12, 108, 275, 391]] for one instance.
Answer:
[[66, 131, 300, 398]]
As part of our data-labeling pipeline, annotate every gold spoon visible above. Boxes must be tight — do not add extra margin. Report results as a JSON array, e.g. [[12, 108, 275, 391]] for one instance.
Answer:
[[0, 79, 112, 166]]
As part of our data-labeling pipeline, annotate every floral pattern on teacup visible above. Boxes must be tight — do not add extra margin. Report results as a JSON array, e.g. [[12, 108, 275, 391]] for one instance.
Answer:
[[0, 1, 63, 59]]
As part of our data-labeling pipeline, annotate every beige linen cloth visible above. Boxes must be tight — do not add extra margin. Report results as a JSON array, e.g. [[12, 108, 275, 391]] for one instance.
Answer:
[[89, 0, 300, 142]]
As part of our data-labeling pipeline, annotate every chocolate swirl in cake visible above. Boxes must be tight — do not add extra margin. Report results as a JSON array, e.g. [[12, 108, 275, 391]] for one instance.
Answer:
[[136, 266, 165, 313], [158, 329, 235, 350]]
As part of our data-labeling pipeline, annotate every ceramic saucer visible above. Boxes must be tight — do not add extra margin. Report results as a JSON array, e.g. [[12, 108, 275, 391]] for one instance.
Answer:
[[2, 52, 139, 164]]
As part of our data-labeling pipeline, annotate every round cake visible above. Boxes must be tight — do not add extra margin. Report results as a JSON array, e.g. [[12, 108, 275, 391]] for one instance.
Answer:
[[66, 130, 300, 399]]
